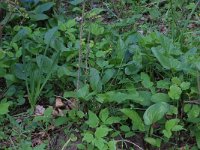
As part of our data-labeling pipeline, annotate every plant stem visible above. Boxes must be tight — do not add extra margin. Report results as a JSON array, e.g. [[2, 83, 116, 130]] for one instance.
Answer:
[[116, 139, 144, 150], [77, 1, 85, 90], [61, 138, 71, 150], [85, 28, 91, 83]]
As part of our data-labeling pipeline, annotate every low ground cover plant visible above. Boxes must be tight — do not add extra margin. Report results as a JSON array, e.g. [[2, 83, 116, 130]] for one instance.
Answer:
[[0, 0, 200, 149]]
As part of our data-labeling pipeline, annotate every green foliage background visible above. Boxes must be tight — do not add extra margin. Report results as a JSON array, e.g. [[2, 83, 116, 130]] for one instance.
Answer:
[[0, 0, 200, 149]]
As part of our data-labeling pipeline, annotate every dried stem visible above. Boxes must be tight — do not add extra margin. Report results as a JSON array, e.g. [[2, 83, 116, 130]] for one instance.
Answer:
[[184, 100, 200, 105], [77, 2, 85, 90], [116, 139, 144, 150], [85, 29, 91, 83]]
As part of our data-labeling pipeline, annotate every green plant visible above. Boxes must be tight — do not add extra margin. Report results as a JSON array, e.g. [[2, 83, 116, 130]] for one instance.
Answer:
[[81, 109, 120, 150], [0, 0, 200, 149]]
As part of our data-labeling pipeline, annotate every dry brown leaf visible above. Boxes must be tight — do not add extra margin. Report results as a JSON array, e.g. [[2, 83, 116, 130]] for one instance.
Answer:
[[55, 97, 65, 108], [34, 105, 45, 116], [57, 108, 64, 116], [52, 109, 59, 117], [66, 98, 78, 110], [52, 108, 64, 117], [32, 138, 42, 147]]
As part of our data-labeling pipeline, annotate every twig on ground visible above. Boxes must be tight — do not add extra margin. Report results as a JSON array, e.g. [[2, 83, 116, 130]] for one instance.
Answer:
[[61, 138, 71, 150], [184, 100, 200, 105], [9, 136, 17, 150], [116, 139, 144, 150]]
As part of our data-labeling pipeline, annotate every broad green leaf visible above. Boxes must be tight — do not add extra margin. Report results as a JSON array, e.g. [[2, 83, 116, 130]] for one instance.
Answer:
[[195, 132, 200, 149], [116, 37, 125, 59], [34, 2, 55, 13], [0, 68, 6, 77], [0, 2, 7, 9], [96, 91, 129, 103], [144, 137, 161, 147], [143, 102, 170, 125], [151, 93, 170, 103], [86, 110, 99, 128], [70, 0, 84, 5], [141, 72, 153, 89], [121, 108, 145, 131], [156, 79, 170, 89], [50, 38, 68, 52], [94, 138, 106, 150], [151, 47, 181, 70], [180, 82, 190, 90], [0, 102, 10, 115], [77, 111, 85, 118], [95, 126, 111, 138], [13, 63, 26, 80], [12, 27, 31, 42], [187, 105, 200, 118], [149, 8, 160, 19], [99, 108, 109, 123], [168, 85, 182, 100], [172, 125, 183, 131], [184, 104, 191, 113], [125, 61, 142, 75], [77, 84, 89, 99], [137, 91, 152, 106], [44, 107, 53, 118], [0, 50, 5, 60], [55, 117, 68, 126], [58, 21, 67, 31], [29, 14, 49, 21], [5, 86, 16, 97], [36, 55, 52, 73], [165, 119, 180, 131], [102, 69, 115, 84], [163, 130, 172, 138], [90, 23, 104, 36], [120, 125, 130, 132], [82, 133, 94, 143], [171, 77, 181, 85], [108, 140, 116, 150], [152, 47, 171, 69], [96, 51, 106, 57], [44, 27, 58, 45], [66, 19, 76, 28], [57, 65, 75, 78], [86, 8, 105, 18], [90, 68, 102, 92], [104, 117, 121, 125], [33, 144, 46, 150], [125, 131, 135, 138]]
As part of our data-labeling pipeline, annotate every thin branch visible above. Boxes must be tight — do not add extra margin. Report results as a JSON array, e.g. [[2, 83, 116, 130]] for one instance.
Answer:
[[9, 136, 17, 150], [184, 100, 200, 105]]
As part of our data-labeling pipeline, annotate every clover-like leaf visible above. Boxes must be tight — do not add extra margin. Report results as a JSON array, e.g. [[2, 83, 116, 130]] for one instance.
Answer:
[[82, 133, 94, 143], [168, 85, 182, 100], [180, 82, 190, 90], [86, 110, 99, 128], [99, 108, 109, 123], [95, 126, 112, 139]]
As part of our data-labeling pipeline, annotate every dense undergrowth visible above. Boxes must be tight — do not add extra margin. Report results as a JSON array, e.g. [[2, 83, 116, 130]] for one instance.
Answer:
[[0, 0, 200, 149]]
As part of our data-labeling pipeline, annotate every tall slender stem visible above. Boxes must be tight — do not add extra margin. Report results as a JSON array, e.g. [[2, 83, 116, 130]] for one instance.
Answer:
[[77, 1, 85, 90]]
